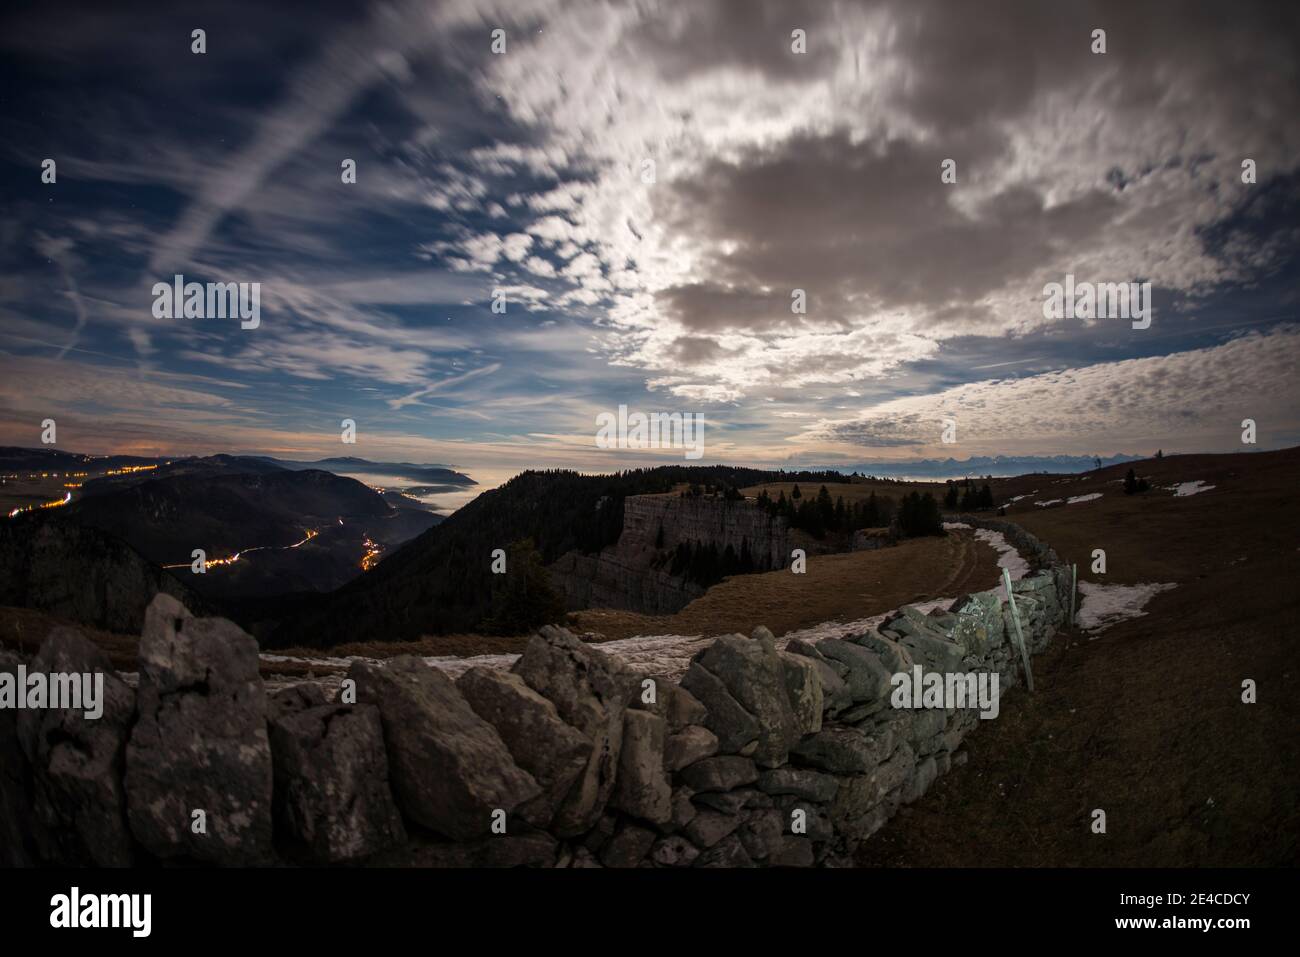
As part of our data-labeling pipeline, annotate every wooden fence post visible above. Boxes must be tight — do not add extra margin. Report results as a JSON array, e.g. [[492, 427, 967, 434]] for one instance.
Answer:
[[1002, 567, 1034, 692], [1069, 563, 1077, 627]]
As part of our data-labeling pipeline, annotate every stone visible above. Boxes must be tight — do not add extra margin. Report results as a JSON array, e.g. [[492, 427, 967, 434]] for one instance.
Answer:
[[350, 656, 538, 840], [786, 637, 846, 675], [694, 833, 755, 868], [269, 703, 405, 862], [899, 629, 965, 673], [693, 787, 769, 815], [664, 724, 719, 772], [830, 740, 915, 840], [457, 666, 591, 828], [838, 699, 888, 723], [678, 755, 758, 793], [751, 625, 776, 644], [791, 726, 894, 775], [15, 628, 134, 867], [657, 683, 708, 731], [386, 830, 559, 868], [600, 823, 656, 868], [678, 661, 759, 754], [512, 626, 634, 835], [685, 809, 741, 848], [692, 635, 798, 766], [268, 682, 328, 720], [126, 595, 273, 864], [908, 707, 947, 748], [852, 631, 915, 673], [902, 755, 939, 804], [756, 767, 839, 803], [948, 591, 1006, 654], [769, 836, 815, 868], [666, 785, 697, 833], [771, 796, 835, 842], [817, 639, 892, 704], [610, 709, 672, 824], [0, 651, 37, 865], [779, 652, 823, 735], [737, 807, 783, 860], [651, 834, 700, 867]]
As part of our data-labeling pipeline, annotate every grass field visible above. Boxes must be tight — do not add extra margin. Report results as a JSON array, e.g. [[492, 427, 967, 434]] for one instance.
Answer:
[[857, 447, 1299, 867]]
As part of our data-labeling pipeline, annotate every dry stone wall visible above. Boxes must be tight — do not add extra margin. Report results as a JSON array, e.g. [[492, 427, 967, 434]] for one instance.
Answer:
[[0, 517, 1072, 868]]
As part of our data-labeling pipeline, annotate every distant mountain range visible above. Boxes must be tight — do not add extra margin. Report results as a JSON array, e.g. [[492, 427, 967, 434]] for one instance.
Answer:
[[246, 455, 476, 486], [836, 453, 1145, 478], [0, 447, 476, 487]]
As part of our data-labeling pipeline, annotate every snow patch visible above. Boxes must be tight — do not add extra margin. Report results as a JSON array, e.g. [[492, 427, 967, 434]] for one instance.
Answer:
[[1076, 580, 1177, 634], [1066, 492, 1103, 504], [1165, 480, 1215, 497]]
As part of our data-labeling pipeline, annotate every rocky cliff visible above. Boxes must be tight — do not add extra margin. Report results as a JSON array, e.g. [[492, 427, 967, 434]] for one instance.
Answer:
[[548, 493, 790, 614], [0, 514, 204, 634]]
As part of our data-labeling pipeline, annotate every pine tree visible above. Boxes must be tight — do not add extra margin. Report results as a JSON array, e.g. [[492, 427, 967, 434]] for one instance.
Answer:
[[482, 538, 567, 635]]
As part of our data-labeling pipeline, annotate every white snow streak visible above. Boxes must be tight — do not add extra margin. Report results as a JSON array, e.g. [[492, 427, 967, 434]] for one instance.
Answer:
[[1076, 580, 1177, 634]]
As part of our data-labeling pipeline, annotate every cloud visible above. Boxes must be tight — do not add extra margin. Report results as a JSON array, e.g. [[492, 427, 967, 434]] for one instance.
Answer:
[[387, 362, 503, 410], [805, 325, 1300, 454]]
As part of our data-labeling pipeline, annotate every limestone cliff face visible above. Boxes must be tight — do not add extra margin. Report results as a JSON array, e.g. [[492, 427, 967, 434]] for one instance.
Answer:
[[548, 494, 790, 614]]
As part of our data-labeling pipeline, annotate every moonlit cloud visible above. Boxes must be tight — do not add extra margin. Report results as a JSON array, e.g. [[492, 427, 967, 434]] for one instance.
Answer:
[[1, 0, 1297, 472]]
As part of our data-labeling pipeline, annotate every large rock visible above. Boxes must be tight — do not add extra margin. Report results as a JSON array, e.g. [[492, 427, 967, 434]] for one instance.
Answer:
[[897, 629, 965, 673], [779, 652, 823, 735], [126, 595, 273, 864], [678, 661, 760, 754], [0, 650, 39, 865], [830, 740, 915, 840], [351, 656, 539, 840], [15, 627, 134, 866], [634, 681, 708, 732], [791, 726, 895, 775], [756, 767, 839, 803], [269, 702, 405, 862], [511, 626, 634, 835], [685, 809, 741, 848], [694, 833, 755, 868], [610, 709, 672, 824], [600, 823, 656, 868], [851, 631, 916, 673], [786, 643, 852, 715], [664, 724, 719, 772], [692, 635, 798, 766], [817, 639, 892, 704], [678, 755, 758, 793], [651, 834, 700, 867], [948, 591, 1006, 655], [458, 667, 592, 828]]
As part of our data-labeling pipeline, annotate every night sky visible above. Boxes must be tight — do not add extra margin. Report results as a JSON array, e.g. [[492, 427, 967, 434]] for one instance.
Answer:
[[2, 0, 1297, 483]]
